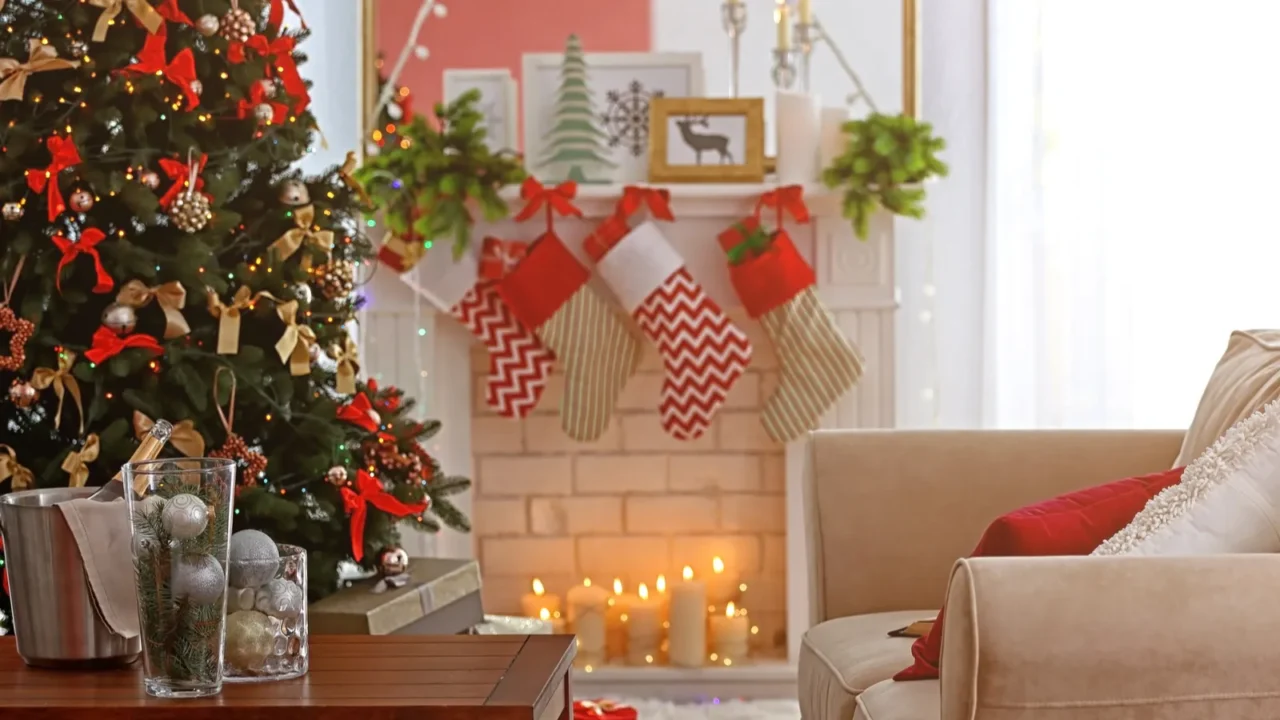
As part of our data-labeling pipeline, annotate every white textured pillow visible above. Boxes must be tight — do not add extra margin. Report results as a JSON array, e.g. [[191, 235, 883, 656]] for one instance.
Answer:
[[1094, 398, 1280, 556]]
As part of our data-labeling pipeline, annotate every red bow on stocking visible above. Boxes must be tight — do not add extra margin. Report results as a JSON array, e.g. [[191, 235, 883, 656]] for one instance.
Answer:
[[513, 178, 582, 234], [755, 185, 811, 228], [269, 0, 307, 29], [337, 393, 380, 433], [84, 326, 162, 364], [120, 30, 200, 110], [25, 136, 81, 222], [341, 470, 429, 562], [616, 185, 674, 222], [154, 0, 193, 25], [157, 152, 208, 208], [237, 80, 287, 125], [479, 237, 528, 281], [51, 228, 113, 294], [229, 35, 310, 114]]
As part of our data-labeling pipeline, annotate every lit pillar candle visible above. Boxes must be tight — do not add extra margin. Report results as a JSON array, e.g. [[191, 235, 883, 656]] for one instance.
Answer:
[[566, 578, 608, 667], [521, 578, 561, 619], [606, 578, 635, 661], [775, 0, 792, 50], [626, 583, 662, 665], [710, 602, 750, 665], [539, 607, 566, 634], [668, 566, 707, 668], [705, 556, 740, 609]]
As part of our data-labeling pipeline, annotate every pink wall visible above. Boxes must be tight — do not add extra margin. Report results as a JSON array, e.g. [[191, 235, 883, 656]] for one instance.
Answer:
[[376, 0, 651, 149]]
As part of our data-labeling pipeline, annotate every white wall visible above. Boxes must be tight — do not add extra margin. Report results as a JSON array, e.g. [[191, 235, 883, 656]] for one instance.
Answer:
[[294, 0, 362, 175]]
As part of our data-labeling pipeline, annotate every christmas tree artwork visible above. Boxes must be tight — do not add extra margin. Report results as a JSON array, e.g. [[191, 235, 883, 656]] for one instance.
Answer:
[[536, 34, 616, 184], [0, 0, 469, 631]]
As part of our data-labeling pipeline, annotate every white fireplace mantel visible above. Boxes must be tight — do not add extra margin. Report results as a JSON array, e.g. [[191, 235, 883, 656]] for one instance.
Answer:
[[361, 183, 895, 699]]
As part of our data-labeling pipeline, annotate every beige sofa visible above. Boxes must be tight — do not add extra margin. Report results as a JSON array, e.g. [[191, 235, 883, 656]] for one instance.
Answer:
[[798, 428, 1280, 720]]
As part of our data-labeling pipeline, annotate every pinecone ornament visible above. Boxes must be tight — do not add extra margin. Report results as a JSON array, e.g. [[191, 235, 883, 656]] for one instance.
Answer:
[[220, 7, 256, 43], [314, 260, 356, 300], [169, 192, 212, 233], [211, 433, 269, 485]]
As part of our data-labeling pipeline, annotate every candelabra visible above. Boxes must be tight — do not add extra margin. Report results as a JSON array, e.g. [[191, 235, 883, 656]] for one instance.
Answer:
[[720, 1, 748, 97], [771, 14, 879, 112], [771, 48, 799, 90]]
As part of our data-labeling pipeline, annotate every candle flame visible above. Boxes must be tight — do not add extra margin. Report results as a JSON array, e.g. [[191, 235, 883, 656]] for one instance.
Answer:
[[726, 601, 736, 617], [682, 566, 693, 581], [713, 556, 725, 574], [532, 578, 545, 596], [613, 578, 623, 595], [539, 608, 550, 620], [639, 583, 649, 600], [583, 578, 592, 587], [656, 574, 667, 593]]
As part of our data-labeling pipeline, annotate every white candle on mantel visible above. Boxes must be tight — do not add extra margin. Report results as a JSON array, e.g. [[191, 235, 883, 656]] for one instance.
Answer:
[[775, 0, 792, 50], [606, 578, 636, 660], [705, 556, 740, 609], [668, 566, 708, 668], [710, 602, 750, 666], [626, 583, 662, 665], [566, 578, 608, 667], [521, 578, 561, 619], [539, 607, 566, 634], [798, 0, 812, 24]]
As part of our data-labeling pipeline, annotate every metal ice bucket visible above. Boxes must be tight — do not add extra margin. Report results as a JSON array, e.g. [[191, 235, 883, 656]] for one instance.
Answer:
[[0, 487, 140, 668]]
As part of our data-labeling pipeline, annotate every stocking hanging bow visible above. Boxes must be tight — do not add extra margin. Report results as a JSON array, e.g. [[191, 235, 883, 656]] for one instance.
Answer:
[[340, 470, 429, 562], [616, 186, 674, 222], [51, 228, 113, 294], [479, 237, 528, 281], [31, 351, 84, 434], [87, 0, 163, 42], [121, 30, 199, 110], [269, 205, 333, 269], [274, 300, 316, 376], [755, 185, 811, 227], [61, 433, 101, 488], [26, 136, 81, 221], [513, 178, 582, 233], [0, 40, 79, 102]]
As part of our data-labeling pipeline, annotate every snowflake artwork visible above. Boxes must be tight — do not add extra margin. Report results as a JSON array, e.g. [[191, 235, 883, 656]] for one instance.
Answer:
[[601, 81, 663, 158]]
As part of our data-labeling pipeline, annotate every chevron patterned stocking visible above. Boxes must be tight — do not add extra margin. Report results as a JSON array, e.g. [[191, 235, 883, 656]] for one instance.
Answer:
[[587, 218, 752, 440]]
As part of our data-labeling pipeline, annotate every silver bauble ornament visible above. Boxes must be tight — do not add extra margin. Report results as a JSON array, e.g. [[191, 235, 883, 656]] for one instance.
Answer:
[[378, 545, 410, 577], [253, 102, 275, 124], [277, 179, 310, 206], [228, 530, 281, 588], [225, 610, 276, 673], [140, 170, 161, 190], [68, 41, 87, 59], [161, 493, 209, 540], [2, 202, 23, 221], [325, 466, 348, 486], [196, 14, 220, 37], [188, 79, 202, 97], [101, 302, 138, 336], [219, 7, 255, 43], [292, 283, 312, 304], [230, 586, 257, 613], [254, 578, 303, 618], [168, 192, 212, 233], [8, 379, 36, 408], [172, 554, 225, 605]]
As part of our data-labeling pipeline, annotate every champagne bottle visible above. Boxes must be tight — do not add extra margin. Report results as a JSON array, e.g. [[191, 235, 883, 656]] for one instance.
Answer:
[[91, 419, 174, 501]]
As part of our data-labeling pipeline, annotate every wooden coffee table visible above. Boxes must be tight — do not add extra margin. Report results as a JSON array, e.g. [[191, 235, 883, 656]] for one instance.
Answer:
[[0, 634, 575, 719]]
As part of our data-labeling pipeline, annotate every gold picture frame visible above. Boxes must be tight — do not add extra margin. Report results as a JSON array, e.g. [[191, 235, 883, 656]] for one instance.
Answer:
[[649, 97, 765, 183]]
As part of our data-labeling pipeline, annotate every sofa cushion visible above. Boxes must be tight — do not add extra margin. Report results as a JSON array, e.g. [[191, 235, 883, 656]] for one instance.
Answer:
[[799, 611, 934, 720], [1175, 329, 1280, 467], [852, 680, 939, 720]]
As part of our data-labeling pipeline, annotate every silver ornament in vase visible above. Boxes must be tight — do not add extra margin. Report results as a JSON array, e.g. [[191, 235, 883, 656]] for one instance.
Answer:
[[169, 191, 212, 233], [161, 493, 209, 540], [2, 202, 23, 221], [278, 179, 310, 206], [172, 554, 226, 605], [254, 578, 303, 618], [228, 529, 281, 588], [101, 302, 138, 336]]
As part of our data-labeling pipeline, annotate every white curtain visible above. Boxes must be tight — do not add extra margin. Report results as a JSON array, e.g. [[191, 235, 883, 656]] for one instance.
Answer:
[[980, 0, 1280, 429]]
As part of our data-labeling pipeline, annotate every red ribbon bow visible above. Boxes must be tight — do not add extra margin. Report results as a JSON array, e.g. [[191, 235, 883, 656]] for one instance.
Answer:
[[513, 178, 582, 234], [269, 0, 307, 29], [230, 35, 310, 114], [755, 185, 811, 228], [84, 326, 163, 364], [574, 700, 638, 720], [120, 30, 200, 110], [367, 379, 402, 412], [616, 185, 674, 222], [341, 470, 429, 562], [51, 228, 113, 294], [155, 0, 192, 25], [25, 136, 81, 222], [337, 393, 380, 433], [479, 237, 528, 281], [157, 152, 208, 208], [237, 79, 287, 125]]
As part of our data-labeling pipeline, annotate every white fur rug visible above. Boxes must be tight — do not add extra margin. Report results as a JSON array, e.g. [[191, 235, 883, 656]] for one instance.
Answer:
[[618, 699, 801, 720]]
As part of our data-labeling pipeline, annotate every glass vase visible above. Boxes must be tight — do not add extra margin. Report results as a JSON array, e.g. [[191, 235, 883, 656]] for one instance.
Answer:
[[123, 458, 236, 699], [223, 542, 309, 681]]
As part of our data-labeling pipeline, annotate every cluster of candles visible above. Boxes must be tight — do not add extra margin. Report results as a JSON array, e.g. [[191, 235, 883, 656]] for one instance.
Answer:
[[771, 0, 813, 50], [520, 557, 755, 670]]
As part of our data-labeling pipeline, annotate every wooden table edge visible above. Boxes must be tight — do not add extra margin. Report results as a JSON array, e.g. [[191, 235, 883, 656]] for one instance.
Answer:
[[486, 635, 577, 720]]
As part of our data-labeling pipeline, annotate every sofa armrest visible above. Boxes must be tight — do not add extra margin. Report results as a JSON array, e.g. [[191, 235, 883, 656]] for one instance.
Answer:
[[940, 555, 1280, 720], [804, 429, 1183, 623]]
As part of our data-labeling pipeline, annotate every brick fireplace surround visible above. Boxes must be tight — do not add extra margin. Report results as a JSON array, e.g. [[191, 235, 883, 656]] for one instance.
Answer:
[[363, 184, 895, 698]]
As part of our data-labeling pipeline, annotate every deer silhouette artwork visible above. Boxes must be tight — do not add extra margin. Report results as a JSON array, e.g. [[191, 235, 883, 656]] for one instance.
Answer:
[[675, 115, 734, 165]]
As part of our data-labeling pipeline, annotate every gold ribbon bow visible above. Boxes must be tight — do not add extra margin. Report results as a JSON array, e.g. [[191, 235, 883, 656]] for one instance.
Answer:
[[0, 40, 80, 103], [270, 205, 334, 270], [0, 445, 33, 490], [340, 151, 372, 206], [133, 411, 205, 458], [207, 286, 275, 355], [330, 338, 359, 395], [275, 300, 316, 376], [31, 351, 84, 435], [117, 279, 189, 339], [61, 434, 100, 488], [88, 0, 163, 42]]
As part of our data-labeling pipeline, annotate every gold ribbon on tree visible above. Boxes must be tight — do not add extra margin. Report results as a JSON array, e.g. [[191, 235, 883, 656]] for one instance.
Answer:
[[0, 445, 33, 490], [331, 338, 359, 394], [61, 434, 100, 488], [0, 40, 79, 102], [87, 0, 163, 43], [31, 351, 84, 435], [133, 411, 205, 457], [207, 286, 276, 355], [117, 279, 189, 339], [339, 151, 372, 206], [274, 300, 316, 376], [269, 205, 334, 270]]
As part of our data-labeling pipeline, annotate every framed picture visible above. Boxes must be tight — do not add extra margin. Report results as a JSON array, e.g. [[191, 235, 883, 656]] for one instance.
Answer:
[[442, 69, 519, 153], [649, 97, 766, 183], [522, 48, 704, 184]]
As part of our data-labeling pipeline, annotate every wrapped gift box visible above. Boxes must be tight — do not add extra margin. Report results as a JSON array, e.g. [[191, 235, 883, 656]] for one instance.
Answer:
[[310, 558, 483, 635]]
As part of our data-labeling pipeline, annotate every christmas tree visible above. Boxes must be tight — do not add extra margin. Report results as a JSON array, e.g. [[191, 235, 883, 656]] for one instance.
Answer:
[[536, 34, 615, 184], [0, 0, 470, 630]]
